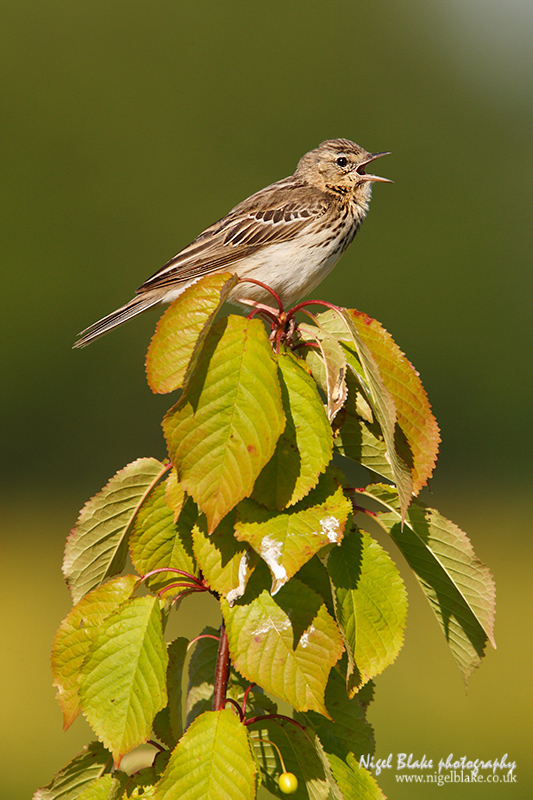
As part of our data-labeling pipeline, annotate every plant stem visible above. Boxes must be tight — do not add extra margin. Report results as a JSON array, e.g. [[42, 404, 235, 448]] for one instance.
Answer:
[[140, 567, 204, 588], [237, 277, 284, 313], [241, 683, 256, 716], [249, 734, 287, 773], [224, 697, 244, 720], [244, 713, 306, 733], [187, 633, 220, 652], [212, 622, 230, 712]]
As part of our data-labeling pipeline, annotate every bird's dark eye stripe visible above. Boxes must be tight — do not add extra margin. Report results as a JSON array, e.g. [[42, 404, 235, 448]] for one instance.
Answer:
[[336, 156, 348, 167]]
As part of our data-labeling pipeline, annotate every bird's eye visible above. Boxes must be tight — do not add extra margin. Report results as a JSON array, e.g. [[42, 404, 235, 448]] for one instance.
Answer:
[[336, 156, 348, 167]]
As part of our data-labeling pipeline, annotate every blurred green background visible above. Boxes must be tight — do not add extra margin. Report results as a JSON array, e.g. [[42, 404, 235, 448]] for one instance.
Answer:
[[2, 1, 531, 798]]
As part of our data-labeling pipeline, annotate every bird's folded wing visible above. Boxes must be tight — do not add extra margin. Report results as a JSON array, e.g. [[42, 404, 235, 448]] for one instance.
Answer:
[[137, 183, 329, 292]]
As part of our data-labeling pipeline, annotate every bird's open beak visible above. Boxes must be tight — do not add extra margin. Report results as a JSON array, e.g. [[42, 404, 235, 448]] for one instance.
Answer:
[[357, 151, 393, 183]]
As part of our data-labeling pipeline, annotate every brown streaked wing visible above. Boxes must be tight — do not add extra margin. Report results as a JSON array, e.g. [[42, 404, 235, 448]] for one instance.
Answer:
[[137, 182, 329, 293]]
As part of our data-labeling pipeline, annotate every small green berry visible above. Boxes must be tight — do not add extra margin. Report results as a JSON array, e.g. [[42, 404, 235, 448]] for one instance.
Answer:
[[278, 771, 298, 794]]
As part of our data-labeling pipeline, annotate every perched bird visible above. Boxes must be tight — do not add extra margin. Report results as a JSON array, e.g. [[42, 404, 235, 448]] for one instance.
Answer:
[[74, 138, 390, 347]]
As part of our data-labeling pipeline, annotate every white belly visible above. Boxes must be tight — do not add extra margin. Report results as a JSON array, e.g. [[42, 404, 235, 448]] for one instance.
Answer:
[[162, 218, 359, 309], [229, 221, 358, 307]]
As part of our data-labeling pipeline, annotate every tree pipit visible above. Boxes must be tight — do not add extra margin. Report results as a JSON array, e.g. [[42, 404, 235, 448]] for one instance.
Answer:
[[74, 138, 390, 347]]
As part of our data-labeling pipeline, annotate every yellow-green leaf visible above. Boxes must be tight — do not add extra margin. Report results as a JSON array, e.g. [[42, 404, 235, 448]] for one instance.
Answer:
[[164, 468, 186, 522], [163, 315, 285, 532], [346, 309, 440, 493], [52, 575, 138, 729], [63, 458, 169, 603], [359, 484, 496, 684], [237, 468, 351, 594], [192, 511, 258, 604], [130, 479, 198, 599], [316, 308, 413, 521], [33, 742, 111, 800], [146, 272, 239, 394], [153, 637, 188, 748], [222, 572, 343, 717], [252, 348, 333, 510], [299, 323, 348, 423], [77, 774, 119, 800], [79, 596, 168, 765], [155, 709, 257, 800], [328, 528, 407, 695], [250, 722, 340, 799], [296, 667, 376, 761], [327, 753, 385, 800]]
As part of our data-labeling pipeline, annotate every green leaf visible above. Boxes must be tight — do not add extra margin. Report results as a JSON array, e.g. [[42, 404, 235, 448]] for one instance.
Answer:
[[121, 780, 156, 800], [222, 570, 344, 716], [295, 556, 335, 616], [153, 637, 189, 748], [119, 751, 170, 799], [310, 735, 349, 800], [343, 309, 440, 494], [326, 753, 385, 800], [327, 527, 407, 694], [130, 480, 198, 599], [359, 484, 496, 683], [77, 774, 121, 800], [192, 511, 259, 604], [154, 709, 257, 800], [316, 307, 440, 494], [33, 741, 111, 800], [252, 348, 333, 510], [52, 575, 138, 729], [80, 596, 168, 765], [236, 468, 351, 594], [164, 468, 186, 522], [296, 667, 375, 762], [64, 458, 169, 603], [332, 370, 396, 484], [299, 324, 348, 424], [185, 628, 220, 727], [163, 315, 285, 532], [315, 309, 413, 521], [250, 721, 340, 799], [146, 272, 239, 394]]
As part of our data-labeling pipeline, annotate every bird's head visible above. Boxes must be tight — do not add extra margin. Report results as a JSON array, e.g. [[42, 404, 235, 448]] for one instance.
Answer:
[[296, 138, 391, 202]]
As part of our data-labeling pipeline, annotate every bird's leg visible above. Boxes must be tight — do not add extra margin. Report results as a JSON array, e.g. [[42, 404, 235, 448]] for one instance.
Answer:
[[237, 277, 284, 314], [238, 297, 280, 325], [284, 315, 297, 342]]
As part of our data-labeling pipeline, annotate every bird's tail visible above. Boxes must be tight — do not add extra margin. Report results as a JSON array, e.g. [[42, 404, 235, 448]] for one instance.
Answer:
[[73, 292, 162, 348]]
